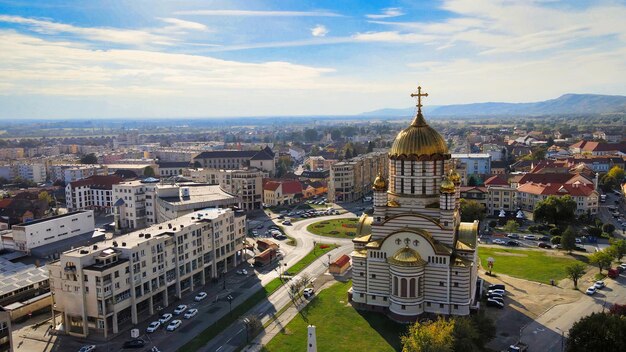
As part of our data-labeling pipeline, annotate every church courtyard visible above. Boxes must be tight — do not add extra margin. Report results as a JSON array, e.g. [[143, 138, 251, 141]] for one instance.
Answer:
[[306, 218, 360, 239], [262, 281, 406, 352]]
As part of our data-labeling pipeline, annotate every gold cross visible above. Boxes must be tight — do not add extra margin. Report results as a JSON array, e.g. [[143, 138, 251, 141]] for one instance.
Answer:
[[410, 86, 428, 114]]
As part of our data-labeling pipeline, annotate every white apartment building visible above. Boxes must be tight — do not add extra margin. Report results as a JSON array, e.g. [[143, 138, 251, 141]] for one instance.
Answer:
[[189, 168, 265, 211], [11, 211, 95, 254], [66, 175, 123, 214], [48, 208, 246, 339], [63, 166, 106, 183], [113, 180, 238, 231], [328, 151, 387, 203], [192, 147, 276, 176], [450, 153, 491, 176], [15, 163, 46, 183]]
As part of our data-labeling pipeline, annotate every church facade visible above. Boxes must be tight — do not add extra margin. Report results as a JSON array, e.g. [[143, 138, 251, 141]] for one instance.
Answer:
[[350, 87, 479, 321]]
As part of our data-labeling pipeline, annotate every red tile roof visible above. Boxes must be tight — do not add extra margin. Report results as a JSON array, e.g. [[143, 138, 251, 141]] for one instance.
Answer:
[[332, 254, 351, 267], [281, 180, 302, 195], [263, 181, 281, 192], [69, 175, 123, 189], [485, 175, 508, 186], [517, 182, 596, 197]]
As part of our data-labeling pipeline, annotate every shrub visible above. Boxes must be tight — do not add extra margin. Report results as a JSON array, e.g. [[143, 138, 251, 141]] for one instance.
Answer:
[[319, 244, 329, 249], [551, 236, 561, 245], [600, 232, 611, 239], [528, 225, 540, 233], [549, 227, 562, 237]]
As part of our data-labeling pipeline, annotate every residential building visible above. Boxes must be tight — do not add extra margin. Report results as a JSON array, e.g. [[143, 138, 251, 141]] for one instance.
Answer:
[[192, 147, 276, 176], [48, 208, 245, 339], [484, 175, 516, 216], [11, 210, 95, 255], [328, 151, 387, 203], [156, 161, 190, 178], [451, 153, 491, 176], [351, 107, 478, 320], [0, 307, 13, 352], [517, 181, 599, 216], [459, 187, 488, 209], [263, 179, 303, 206], [63, 166, 106, 183], [569, 141, 626, 156], [288, 146, 306, 161], [307, 156, 337, 171], [66, 175, 124, 214], [188, 168, 264, 211], [0, 148, 24, 161], [15, 163, 46, 183]]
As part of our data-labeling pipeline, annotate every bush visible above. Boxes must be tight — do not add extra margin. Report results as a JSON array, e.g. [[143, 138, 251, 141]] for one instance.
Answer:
[[319, 244, 329, 249], [549, 227, 562, 237], [600, 232, 611, 239], [528, 225, 540, 233], [551, 236, 561, 245]]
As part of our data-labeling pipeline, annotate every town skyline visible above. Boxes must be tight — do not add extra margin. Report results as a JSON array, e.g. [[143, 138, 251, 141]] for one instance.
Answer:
[[1, 0, 626, 119]]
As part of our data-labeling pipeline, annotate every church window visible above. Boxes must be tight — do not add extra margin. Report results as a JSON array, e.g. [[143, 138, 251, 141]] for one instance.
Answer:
[[418, 277, 423, 296], [439, 281, 444, 286], [360, 272, 364, 277], [434, 160, 437, 175], [409, 278, 416, 297], [401, 278, 407, 297], [455, 271, 458, 275], [444, 221, 449, 227], [383, 297, 387, 301], [400, 179, 404, 192], [401, 305, 406, 310], [454, 304, 458, 309], [401, 160, 405, 176], [422, 180, 426, 194], [427, 302, 431, 307], [410, 162, 414, 176], [440, 303, 444, 308], [443, 258, 447, 264], [454, 282, 459, 287], [411, 179, 415, 194], [360, 293, 364, 297], [422, 162, 426, 174], [371, 274, 376, 279], [393, 277, 398, 296], [371, 295, 376, 300]]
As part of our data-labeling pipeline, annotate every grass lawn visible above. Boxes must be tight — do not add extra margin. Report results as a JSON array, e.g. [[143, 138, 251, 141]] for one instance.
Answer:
[[263, 281, 406, 352], [478, 247, 585, 283], [178, 243, 337, 351], [306, 218, 360, 239]]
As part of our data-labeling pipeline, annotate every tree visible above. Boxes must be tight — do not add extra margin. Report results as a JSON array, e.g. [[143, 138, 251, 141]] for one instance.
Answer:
[[588, 250, 613, 274], [304, 128, 318, 142], [38, 191, 53, 205], [402, 317, 455, 352], [608, 239, 626, 261], [460, 199, 485, 222], [503, 220, 519, 233], [561, 226, 577, 253], [533, 195, 576, 226], [567, 312, 626, 352], [600, 166, 625, 190], [452, 318, 480, 352], [344, 147, 353, 159], [586, 226, 602, 237], [602, 223, 616, 235], [551, 236, 561, 245], [549, 227, 562, 237], [565, 262, 586, 289], [80, 153, 98, 164], [143, 166, 155, 177]]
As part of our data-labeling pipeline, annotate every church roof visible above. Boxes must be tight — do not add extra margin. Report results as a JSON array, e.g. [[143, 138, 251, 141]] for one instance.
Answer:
[[352, 234, 371, 244], [389, 113, 449, 160], [388, 247, 426, 267], [365, 239, 383, 249], [457, 221, 479, 250], [355, 214, 372, 238], [351, 250, 367, 258], [451, 255, 473, 267]]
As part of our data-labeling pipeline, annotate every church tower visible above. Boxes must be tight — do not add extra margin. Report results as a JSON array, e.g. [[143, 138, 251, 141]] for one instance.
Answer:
[[350, 86, 479, 321]]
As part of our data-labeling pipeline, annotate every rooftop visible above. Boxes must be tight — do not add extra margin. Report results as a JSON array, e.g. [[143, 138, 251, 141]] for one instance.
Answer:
[[0, 256, 48, 297], [14, 210, 90, 227]]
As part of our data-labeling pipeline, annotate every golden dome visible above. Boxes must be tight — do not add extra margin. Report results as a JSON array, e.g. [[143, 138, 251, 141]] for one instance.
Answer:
[[388, 247, 426, 267], [372, 173, 387, 191], [449, 169, 461, 184], [440, 177, 455, 193], [389, 113, 449, 159]]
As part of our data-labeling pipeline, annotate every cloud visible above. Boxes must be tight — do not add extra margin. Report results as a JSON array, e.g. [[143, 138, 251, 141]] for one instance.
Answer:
[[174, 9, 342, 17], [352, 31, 435, 44], [366, 8, 404, 19], [158, 18, 209, 32], [311, 24, 328, 37]]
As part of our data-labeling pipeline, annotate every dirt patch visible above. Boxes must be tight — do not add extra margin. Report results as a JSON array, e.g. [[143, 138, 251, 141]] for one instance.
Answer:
[[492, 251, 528, 257]]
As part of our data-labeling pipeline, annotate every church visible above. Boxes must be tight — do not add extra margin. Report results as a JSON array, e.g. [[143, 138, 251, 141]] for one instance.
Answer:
[[350, 87, 479, 320]]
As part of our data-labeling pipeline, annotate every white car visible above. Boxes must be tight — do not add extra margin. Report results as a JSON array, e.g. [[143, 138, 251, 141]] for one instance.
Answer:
[[184, 308, 198, 319], [594, 281, 605, 289], [487, 289, 506, 296], [303, 288, 314, 298], [194, 292, 208, 301], [158, 313, 172, 324], [166, 319, 182, 331], [173, 304, 187, 315], [78, 345, 96, 352], [146, 321, 160, 333], [585, 286, 596, 295]]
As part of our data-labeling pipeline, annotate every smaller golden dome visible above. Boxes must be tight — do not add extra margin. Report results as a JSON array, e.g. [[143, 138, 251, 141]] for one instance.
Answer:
[[449, 169, 461, 185], [388, 247, 426, 266], [440, 178, 455, 193], [372, 173, 387, 191]]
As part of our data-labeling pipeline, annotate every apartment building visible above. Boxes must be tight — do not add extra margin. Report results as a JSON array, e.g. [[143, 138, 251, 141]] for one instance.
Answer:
[[307, 156, 337, 171], [48, 208, 246, 339], [113, 180, 238, 231], [484, 176, 517, 216], [517, 181, 599, 216], [0, 308, 13, 352], [192, 147, 276, 176], [63, 166, 106, 183], [156, 161, 190, 178], [11, 210, 96, 255], [328, 151, 387, 202], [189, 168, 264, 211], [0, 148, 24, 161], [451, 153, 491, 176], [66, 175, 123, 213]]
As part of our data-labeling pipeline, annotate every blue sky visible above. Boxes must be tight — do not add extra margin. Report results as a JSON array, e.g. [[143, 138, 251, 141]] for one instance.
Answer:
[[0, 0, 625, 119]]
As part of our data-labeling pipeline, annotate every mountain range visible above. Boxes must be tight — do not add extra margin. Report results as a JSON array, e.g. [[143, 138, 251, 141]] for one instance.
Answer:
[[361, 93, 626, 117]]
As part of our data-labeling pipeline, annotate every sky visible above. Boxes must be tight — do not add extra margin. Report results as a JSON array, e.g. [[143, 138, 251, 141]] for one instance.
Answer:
[[0, 0, 625, 119]]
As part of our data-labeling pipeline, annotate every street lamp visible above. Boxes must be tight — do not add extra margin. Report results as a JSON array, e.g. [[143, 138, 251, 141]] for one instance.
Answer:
[[223, 269, 227, 290], [327, 253, 331, 266], [242, 317, 250, 343], [227, 295, 234, 316], [555, 327, 565, 352]]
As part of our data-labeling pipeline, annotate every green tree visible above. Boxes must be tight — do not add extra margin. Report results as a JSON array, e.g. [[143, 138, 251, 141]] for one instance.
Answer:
[[561, 226, 577, 253], [586, 226, 602, 237], [460, 199, 485, 222], [565, 262, 586, 289], [503, 220, 519, 233], [608, 239, 626, 261], [600, 166, 625, 190], [80, 153, 98, 164], [452, 318, 480, 352], [38, 191, 53, 205], [588, 250, 613, 273], [602, 223, 616, 235], [567, 312, 626, 352], [402, 317, 455, 352], [533, 195, 576, 226], [551, 236, 561, 245], [143, 166, 156, 177], [303, 128, 318, 142]]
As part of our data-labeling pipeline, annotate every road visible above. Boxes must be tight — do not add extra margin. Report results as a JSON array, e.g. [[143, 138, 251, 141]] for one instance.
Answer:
[[520, 272, 626, 351]]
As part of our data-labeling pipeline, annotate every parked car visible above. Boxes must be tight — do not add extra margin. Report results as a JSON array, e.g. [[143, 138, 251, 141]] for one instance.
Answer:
[[184, 308, 198, 319], [486, 298, 504, 308], [173, 304, 187, 315], [538, 236, 550, 242], [194, 292, 208, 301], [538, 242, 551, 249], [488, 284, 506, 290], [488, 289, 506, 296], [303, 288, 315, 298], [282, 220, 292, 225], [122, 339, 146, 349], [78, 345, 96, 352], [146, 321, 161, 333], [507, 240, 520, 246], [277, 215, 285, 219], [487, 292, 504, 299], [507, 233, 520, 239], [594, 281, 605, 289], [159, 313, 172, 324], [489, 296, 504, 305], [575, 238, 582, 244], [166, 320, 182, 331], [585, 286, 596, 295], [523, 235, 536, 240], [493, 238, 507, 245]]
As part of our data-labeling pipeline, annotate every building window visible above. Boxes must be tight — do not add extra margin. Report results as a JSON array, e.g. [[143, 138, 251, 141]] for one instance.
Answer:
[[371, 295, 376, 300], [393, 277, 398, 296], [383, 297, 388, 302], [427, 302, 431, 307], [401, 305, 406, 310], [409, 278, 416, 298], [360, 293, 364, 298], [454, 282, 459, 287], [454, 304, 459, 309], [401, 278, 407, 297], [439, 281, 444, 286], [440, 303, 444, 308], [371, 274, 376, 279]]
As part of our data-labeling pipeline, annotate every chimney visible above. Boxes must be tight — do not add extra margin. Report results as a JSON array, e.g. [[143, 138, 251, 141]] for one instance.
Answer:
[[594, 172, 599, 190]]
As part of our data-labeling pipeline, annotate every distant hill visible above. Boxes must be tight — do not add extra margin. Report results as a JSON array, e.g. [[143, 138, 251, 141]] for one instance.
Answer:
[[361, 93, 626, 117]]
